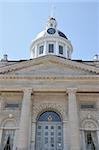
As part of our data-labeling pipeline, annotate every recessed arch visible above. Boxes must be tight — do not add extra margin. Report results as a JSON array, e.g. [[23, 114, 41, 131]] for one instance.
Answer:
[[36, 109, 62, 122], [80, 118, 99, 150], [37, 111, 61, 122], [0, 117, 17, 129], [33, 102, 65, 122], [81, 119, 98, 130], [0, 118, 17, 150]]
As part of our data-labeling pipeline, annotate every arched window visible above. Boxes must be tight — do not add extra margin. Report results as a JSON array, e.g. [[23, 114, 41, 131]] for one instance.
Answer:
[[1, 119, 16, 150], [59, 45, 63, 55], [2, 129, 15, 150], [39, 45, 44, 55], [85, 131, 96, 150], [37, 111, 61, 122], [80, 119, 98, 150], [48, 44, 54, 53]]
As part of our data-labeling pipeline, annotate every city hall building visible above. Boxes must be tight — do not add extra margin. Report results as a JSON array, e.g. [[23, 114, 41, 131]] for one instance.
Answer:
[[0, 17, 99, 150]]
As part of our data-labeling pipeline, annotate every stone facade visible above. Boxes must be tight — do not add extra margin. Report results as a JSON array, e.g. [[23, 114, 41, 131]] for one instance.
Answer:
[[0, 55, 99, 150], [0, 17, 99, 150]]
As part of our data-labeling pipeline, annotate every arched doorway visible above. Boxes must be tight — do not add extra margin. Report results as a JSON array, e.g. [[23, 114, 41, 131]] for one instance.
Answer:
[[35, 111, 63, 150]]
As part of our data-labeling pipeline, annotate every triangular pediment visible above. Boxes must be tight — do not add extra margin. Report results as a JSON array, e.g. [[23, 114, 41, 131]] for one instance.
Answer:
[[0, 55, 99, 77]]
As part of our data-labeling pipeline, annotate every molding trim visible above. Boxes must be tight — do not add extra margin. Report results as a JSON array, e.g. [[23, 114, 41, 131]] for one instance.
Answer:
[[0, 55, 99, 74], [32, 102, 67, 122], [0, 75, 99, 80]]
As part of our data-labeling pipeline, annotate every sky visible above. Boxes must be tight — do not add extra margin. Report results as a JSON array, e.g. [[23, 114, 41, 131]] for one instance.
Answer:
[[0, 0, 99, 61]]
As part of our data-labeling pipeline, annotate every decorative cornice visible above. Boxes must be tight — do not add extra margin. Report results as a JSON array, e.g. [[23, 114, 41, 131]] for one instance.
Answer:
[[30, 36, 71, 48], [0, 87, 99, 92], [0, 55, 99, 74], [0, 75, 99, 80]]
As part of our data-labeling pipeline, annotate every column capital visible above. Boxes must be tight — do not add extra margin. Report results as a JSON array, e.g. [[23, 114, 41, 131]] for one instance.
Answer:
[[0, 93, 5, 101], [22, 88, 33, 94], [66, 88, 77, 94]]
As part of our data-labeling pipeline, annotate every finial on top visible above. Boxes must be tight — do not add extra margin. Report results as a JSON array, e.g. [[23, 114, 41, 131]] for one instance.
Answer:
[[50, 4, 56, 18]]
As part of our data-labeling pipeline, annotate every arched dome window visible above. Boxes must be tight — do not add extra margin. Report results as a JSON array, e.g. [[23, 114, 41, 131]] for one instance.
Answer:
[[37, 111, 61, 122], [59, 45, 64, 55], [48, 43, 54, 53], [39, 45, 44, 55]]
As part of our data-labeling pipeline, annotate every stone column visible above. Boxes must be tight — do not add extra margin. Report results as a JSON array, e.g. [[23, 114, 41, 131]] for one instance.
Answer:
[[18, 89, 32, 150], [67, 88, 80, 150]]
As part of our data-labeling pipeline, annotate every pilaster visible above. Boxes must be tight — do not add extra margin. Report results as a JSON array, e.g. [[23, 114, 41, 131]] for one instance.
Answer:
[[64, 45, 67, 58], [44, 41, 47, 55], [35, 45, 38, 58], [67, 88, 80, 150], [56, 41, 59, 55]]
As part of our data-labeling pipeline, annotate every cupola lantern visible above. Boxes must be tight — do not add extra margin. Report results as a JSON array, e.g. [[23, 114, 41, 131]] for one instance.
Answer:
[[30, 17, 73, 60]]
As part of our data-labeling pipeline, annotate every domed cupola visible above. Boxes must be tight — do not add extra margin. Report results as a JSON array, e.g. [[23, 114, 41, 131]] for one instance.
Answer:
[[30, 17, 73, 59]]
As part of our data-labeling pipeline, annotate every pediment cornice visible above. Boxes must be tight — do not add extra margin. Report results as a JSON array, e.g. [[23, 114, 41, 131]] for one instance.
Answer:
[[0, 55, 99, 75], [0, 75, 99, 80]]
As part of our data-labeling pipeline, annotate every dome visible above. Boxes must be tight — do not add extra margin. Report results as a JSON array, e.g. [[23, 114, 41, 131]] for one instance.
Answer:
[[35, 17, 68, 40], [30, 17, 73, 60], [36, 30, 68, 40], [36, 31, 46, 39], [58, 30, 68, 39]]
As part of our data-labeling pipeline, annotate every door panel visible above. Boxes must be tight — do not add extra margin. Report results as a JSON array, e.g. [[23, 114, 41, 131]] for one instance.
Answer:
[[36, 122, 63, 150]]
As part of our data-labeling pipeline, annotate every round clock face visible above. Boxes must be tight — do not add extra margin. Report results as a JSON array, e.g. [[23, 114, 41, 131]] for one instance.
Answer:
[[47, 28, 56, 34]]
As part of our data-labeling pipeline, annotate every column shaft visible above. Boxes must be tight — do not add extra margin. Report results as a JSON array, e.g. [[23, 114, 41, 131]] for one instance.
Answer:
[[67, 88, 80, 150], [18, 89, 32, 150]]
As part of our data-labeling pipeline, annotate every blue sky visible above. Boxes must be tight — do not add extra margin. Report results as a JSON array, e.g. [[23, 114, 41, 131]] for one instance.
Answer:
[[0, 0, 99, 60]]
